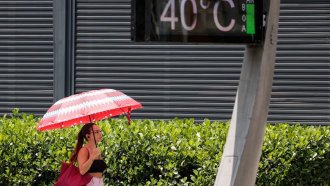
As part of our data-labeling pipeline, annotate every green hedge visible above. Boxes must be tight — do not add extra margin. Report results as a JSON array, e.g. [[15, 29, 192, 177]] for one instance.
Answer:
[[0, 110, 329, 185]]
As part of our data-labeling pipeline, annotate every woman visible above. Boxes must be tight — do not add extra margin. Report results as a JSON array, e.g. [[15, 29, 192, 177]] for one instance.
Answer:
[[70, 123, 107, 186]]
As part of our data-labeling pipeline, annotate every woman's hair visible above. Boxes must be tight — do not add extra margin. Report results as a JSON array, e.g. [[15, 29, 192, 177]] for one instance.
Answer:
[[69, 123, 95, 162]]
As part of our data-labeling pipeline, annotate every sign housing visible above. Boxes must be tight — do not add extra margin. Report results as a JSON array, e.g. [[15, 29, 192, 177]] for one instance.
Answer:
[[132, 0, 263, 44]]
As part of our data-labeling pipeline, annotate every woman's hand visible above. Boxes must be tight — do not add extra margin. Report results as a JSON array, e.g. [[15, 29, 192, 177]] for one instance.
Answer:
[[91, 148, 101, 160]]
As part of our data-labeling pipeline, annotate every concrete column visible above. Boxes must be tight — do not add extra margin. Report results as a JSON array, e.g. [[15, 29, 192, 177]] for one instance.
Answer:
[[53, 0, 75, 102], [214, 0, 280, 185]]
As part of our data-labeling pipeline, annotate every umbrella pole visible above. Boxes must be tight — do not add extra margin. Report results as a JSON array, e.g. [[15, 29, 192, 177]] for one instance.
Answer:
[[126, 107, 131, 125], [89, 115, 97, 147]]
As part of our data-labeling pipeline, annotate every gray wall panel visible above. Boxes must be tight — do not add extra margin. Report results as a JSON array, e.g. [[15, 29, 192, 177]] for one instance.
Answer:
[[74, 0, 329, 124], [271, 0, 330, 124], [0, 0, 54, 115]]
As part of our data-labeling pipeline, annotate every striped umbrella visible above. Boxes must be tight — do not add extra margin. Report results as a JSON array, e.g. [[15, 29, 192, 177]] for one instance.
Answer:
[[37, 89, 142, 131]]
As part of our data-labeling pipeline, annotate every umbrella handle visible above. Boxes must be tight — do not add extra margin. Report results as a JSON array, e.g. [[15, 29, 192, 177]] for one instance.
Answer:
[[90, 126, 101, 159]]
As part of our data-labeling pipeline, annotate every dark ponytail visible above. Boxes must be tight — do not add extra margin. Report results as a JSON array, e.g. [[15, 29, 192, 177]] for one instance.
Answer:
[[69, 123, 95, 162]]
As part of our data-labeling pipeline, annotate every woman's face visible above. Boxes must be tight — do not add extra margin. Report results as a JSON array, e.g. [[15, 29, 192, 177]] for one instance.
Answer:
[[88, 125, 103, 142]]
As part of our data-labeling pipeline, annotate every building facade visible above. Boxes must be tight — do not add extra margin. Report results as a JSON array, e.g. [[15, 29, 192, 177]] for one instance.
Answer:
[[0, 0, 329, 124]]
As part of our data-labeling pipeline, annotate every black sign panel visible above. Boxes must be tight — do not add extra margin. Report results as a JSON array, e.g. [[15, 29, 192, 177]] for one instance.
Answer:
[[132, 0, 263, 44]]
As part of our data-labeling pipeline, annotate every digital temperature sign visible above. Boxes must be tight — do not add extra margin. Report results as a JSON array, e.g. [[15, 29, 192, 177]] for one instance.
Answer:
[[132, 0, 263, 44]]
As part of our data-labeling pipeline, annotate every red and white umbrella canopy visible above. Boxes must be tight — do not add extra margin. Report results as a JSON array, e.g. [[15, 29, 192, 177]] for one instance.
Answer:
[[37, 89, 142, 131]]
